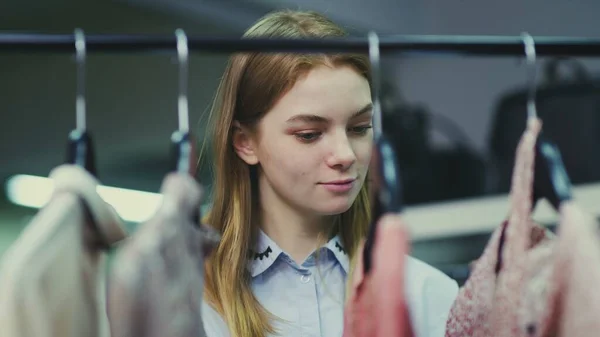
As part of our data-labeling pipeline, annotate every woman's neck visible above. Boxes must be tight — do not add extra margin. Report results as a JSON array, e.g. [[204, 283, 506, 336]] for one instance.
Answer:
[[258, 181, 332, 265], [260, 210, 329, 265]]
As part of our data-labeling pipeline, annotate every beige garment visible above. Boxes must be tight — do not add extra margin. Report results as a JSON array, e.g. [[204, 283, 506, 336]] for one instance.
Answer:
[[107, 173, 220, 337], [0, 164, 127, 337]]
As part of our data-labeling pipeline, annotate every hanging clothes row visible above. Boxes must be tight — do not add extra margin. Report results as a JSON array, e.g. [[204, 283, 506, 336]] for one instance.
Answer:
[[0, 29, 221, 337], [445, 35, 600, 337], [1, 28, 600, 337]]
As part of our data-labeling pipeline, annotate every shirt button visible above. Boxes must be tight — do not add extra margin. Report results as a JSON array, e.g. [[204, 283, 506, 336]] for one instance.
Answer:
[[300, 274, 311, 283]]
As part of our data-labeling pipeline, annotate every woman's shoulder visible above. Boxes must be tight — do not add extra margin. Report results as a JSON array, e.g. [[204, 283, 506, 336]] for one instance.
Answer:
[[201, 300, 230, 337], [404, 255, 457, 289], [404, 255, 459, 337]]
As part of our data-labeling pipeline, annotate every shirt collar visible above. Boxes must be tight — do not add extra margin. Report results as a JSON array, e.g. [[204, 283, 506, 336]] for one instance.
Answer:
[[247, 229, 349, 277]]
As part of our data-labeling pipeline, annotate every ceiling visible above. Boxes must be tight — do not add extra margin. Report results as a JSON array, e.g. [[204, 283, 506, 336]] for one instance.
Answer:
[[121, 0, 422, 35]]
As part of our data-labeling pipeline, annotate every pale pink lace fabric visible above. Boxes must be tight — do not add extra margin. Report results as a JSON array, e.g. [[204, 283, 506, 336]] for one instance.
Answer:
[[445, 118, 556, 337], [343, 216, 413, 337], [447, 116, 600, 337], [523, 202, 600, 337]]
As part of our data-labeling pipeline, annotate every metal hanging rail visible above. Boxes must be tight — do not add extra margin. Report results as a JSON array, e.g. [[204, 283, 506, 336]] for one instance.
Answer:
[[1, 33, 600, 56]]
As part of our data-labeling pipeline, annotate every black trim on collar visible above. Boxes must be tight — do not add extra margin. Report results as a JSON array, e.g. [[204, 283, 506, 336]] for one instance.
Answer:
[[250, 246, 273, 261], [335, 241, 346, 255]]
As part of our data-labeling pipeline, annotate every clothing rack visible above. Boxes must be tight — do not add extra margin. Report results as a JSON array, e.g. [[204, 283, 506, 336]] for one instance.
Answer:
[[5, 32, 600, 284], [2, 33, 600, 56]]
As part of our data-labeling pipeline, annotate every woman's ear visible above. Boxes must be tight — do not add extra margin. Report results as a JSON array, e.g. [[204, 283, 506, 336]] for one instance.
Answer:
[[232, 121, 259, 165]]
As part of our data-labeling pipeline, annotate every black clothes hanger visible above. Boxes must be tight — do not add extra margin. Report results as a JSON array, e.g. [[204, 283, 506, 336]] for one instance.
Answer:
[[170, 29, 201, 226], [66, 29, 97, 176], [362, 32, 404, 275], [522, 33, 573, 211]]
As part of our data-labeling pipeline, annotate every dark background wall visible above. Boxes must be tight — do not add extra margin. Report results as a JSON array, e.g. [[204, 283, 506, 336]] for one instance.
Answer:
[[1, 0, 598, 269]]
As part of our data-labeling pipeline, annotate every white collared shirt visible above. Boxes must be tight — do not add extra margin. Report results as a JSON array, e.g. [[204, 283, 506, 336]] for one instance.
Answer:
[[202, 230, 459, 337]]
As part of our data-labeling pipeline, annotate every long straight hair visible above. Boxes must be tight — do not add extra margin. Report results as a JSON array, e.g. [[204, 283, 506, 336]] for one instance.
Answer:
[[202, 10, 372, 337]]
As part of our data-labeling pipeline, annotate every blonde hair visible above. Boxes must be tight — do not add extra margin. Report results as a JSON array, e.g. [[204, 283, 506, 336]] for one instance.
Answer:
[[202, 9, 371, 337]]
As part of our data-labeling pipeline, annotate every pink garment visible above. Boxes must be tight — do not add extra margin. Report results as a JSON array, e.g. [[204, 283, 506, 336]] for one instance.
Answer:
[[107, 173, 220, 337], [0, 165, 127, 337], [521, 202, 600, 337], [343, 216, 413, 337], [445, 118, 556, 337]]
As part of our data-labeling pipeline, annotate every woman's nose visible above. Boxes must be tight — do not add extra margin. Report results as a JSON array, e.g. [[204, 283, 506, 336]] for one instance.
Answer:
[[326, 135, 357, 170]]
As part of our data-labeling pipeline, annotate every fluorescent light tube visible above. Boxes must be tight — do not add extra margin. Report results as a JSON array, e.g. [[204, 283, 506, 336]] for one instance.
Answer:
[[4, 174, 163, 223], [6, 174, 600, 242]]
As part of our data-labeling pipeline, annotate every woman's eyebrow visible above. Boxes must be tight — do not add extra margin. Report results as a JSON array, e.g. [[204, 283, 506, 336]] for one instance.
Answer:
[[286, 103, 373, 124]]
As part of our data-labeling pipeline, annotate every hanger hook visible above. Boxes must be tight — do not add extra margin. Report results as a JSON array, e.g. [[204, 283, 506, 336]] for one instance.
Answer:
[[521, 32, 538, 121], [368, 31, 383, 137], [74, 28, 86, 131], [175, 29, 189, 132]]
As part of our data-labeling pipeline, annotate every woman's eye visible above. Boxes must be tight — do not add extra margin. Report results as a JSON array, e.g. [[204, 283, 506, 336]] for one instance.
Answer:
[[349, 125, 373, 135], [295, 132, 322, 142]]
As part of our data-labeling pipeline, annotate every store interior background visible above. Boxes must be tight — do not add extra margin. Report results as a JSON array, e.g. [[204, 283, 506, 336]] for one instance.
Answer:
[[1, 0, 599, 282]]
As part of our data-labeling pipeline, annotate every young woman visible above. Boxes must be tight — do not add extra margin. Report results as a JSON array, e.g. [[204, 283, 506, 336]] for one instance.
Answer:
[[201, 9, 459, 337]]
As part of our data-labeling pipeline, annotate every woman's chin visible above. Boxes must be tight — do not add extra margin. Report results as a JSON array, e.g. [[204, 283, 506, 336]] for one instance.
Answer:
[[315, 199, 355, 216]]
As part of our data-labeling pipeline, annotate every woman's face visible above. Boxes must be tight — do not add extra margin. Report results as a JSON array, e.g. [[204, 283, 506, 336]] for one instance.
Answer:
[[235, 64, 373, 216]]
